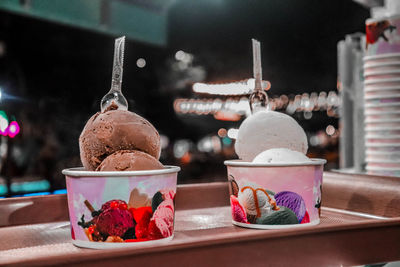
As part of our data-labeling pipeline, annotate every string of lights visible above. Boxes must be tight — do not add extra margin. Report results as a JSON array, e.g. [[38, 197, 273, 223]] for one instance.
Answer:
[[174, 91, 340, 118]]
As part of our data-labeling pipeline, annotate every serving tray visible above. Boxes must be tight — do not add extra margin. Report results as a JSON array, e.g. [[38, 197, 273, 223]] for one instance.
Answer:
[[1, 172, 400, 266]]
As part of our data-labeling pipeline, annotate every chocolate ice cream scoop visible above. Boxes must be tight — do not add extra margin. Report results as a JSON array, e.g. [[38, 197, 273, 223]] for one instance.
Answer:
[[79, 105, 161, 171], [97, 150, 163, 171]]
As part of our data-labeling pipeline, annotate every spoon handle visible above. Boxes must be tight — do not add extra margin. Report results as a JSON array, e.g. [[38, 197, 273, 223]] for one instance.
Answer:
[[100, 36, 128, 112], [111, 36, 125, 91], [252, 38, 262, 92]]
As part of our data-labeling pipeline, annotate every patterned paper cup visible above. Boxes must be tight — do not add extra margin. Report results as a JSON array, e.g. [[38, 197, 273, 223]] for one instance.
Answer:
[[62, 166, 180, 249], [224, 159, 326, 229]]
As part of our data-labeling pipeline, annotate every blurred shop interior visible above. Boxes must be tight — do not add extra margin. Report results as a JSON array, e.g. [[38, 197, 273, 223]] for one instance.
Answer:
[[0, 0, 379, 197]]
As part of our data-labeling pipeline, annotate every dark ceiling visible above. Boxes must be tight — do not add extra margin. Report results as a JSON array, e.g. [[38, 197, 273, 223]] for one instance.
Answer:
[[0, 0, 369, 141]]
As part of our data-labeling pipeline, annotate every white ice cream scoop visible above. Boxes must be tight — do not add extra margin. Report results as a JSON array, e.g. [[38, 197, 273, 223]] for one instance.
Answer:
[[252, 148, 311, 164], [235, 111, 308, 162]]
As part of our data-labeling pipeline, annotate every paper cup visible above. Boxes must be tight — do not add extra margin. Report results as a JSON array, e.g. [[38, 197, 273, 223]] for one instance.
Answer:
[[364, 53, 400, 62], [366, 137, 400, 144], [365, 119, 400, 129], [364, 78, 400, 86], [364, 70, 400, 80], [224, 159, 326, 229], [364, 90, 400, 98], [365, 102, 400, 108], [366, 165, 400, 176], [365, 113, 400, 121], [366, 143, 400, 153], [365, 105, 400, 113], [365, 97, 400, 105], [364, 61, 400, 70], [366, 151, 400, 161], [367, 161, 400, 168], [365, 84, 400, 91], [365, 129, 400, 136], [62, 166, 180, 249]]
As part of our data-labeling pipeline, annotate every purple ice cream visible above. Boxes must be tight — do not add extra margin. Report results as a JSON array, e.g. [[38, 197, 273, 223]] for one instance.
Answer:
[[274, 191, 306, 223]]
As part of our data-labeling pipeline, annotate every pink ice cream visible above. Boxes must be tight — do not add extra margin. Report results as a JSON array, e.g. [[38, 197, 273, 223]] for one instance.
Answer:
[[160, 189, 176, 201], [230, 195, 248, 223], [150, 198, 174, 238], [96, 206, 134, 237]]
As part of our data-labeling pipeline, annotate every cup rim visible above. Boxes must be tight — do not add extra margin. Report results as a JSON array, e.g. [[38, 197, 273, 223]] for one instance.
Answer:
[[366, 158, 400, 163], [365, 93, 400, 100], [366, 126, 400, 130], [366, 143, 400, 147], [364, 61, 400, 68], [364, 78, 400, 85], [364, 70, 400, 76], [224, 158, 326, 167], [365, 110, 400, 115], [365, 118, 400, 123], [62, 166, 181, 177], [366, 166, 400, 171], [364, 53, 400, 61], [365, 86, 400, 91], [366, 135, 400, 139], [366, 150, 400, 155], [365, 102, 400, 108]]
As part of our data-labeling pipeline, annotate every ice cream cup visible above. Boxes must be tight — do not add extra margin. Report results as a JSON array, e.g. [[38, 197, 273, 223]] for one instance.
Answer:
[[365, 102, 400, 108], [365, 105, 400, 113], [364, 70, 400, 80], [365, 129, 400, 136], [363, 61, 400, 72], [366, 137, 400, 144], [366, 160, 400, 168], [364, 90, 400, 98], [366, 143, 400, 153], [365, 119, 400, 129], [366, 165, 400, 177], [363, 53, 400, 62], [365, 97, 400, 105], [224, 159, 326, 229], [365, 112, 400, 121], [62, 166, 180, 249], [366, 150, 400, 161], [365, 84, 400, 91], [364, 78, 400, 88]]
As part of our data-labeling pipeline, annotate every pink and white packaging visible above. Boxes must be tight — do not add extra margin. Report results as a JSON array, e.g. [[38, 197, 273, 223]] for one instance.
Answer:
[[62, 166, 179, 249]]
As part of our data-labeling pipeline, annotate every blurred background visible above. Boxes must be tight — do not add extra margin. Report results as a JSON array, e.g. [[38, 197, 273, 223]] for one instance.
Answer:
[[0, 0, 372, 197]]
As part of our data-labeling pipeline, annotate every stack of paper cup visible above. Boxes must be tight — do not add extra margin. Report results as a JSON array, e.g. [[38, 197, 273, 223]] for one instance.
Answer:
[[363, 53, 400, 176]]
